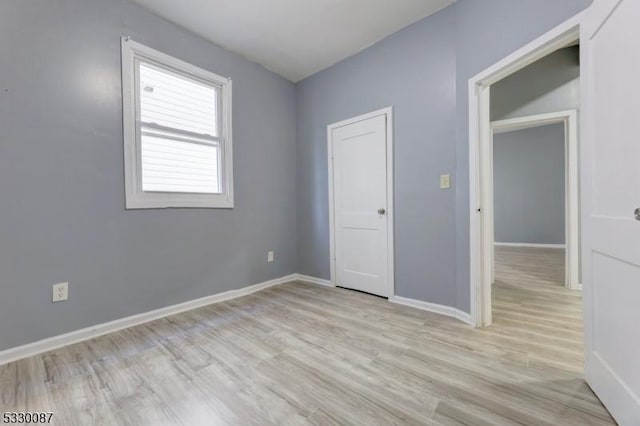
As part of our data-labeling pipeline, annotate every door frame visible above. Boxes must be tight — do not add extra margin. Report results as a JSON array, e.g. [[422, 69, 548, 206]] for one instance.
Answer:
[[327, 106, 395, 297], [491, 110, 580, 291], [468, 15, 583, 327]]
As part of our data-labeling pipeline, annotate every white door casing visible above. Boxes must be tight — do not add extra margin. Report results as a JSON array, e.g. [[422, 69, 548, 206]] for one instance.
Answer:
[[581, 1, 640, 424], [328, 108, 394, 298]]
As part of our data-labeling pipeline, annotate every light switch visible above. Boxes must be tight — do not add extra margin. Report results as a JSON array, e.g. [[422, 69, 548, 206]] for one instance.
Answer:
[[440, 174, 451, 189]]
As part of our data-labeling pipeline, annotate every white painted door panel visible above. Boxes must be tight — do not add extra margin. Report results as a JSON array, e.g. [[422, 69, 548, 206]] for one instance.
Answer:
[[582, 1, 640, 424], [332, 114, 389, 297]]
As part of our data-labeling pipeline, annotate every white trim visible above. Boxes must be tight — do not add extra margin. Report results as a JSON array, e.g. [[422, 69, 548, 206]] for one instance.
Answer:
[[0, 274, 297, 366], [293, 274, 334, 287], [327, 107, 395, 298], [495, 242, 565, 249], [468, 15, 583, 327], [491, 109, 580, 291], [491, 110, 576, 133], [468, 19, 582, 87], [121, 37, 234, 209], [389, 296, 474, 326]]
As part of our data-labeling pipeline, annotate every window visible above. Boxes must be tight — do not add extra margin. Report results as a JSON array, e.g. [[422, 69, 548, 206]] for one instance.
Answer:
[[121, 38, 233, 208]]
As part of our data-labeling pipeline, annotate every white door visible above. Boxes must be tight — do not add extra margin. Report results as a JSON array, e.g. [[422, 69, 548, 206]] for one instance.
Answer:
[[330, 111, 392, 297], [582, 1, 640, 424]]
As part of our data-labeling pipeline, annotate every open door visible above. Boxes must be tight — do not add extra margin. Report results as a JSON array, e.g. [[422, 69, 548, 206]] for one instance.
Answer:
[[582, 1, 640, 424]]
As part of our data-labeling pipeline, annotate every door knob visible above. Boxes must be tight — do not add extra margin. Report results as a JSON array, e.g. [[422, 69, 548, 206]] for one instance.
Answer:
[[377, 208, 386, 215], [635, 208, 640, 221]]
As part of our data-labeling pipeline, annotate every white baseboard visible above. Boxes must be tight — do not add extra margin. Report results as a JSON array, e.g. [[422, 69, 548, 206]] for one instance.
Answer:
[[495, 242, 566, 249], [389, 296, 474, 326], [295, 278, 472, 327], [0, 273, 476, 366], [0, 274, 298, 366], [293, 274, 334, 287]]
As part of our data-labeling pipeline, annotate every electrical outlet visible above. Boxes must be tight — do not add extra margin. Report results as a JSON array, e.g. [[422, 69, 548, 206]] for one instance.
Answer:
[[440, 174, 451, 189], [52, 282, 68, 302], [267, 251, 275, 263]]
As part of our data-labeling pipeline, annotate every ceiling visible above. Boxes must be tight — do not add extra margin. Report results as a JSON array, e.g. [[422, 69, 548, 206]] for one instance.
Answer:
[[131, 0, 455, 82]]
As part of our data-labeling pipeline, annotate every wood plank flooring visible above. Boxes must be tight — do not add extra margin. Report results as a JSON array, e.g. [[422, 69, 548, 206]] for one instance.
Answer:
[[493, 246, 584, 374], [1, 256, 615, 425]]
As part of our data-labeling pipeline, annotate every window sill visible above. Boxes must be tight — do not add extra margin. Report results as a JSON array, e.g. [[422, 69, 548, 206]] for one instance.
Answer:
[[125, 193, 234, 209]]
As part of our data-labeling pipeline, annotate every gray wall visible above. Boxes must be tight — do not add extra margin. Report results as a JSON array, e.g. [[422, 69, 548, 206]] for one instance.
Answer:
[[297, 0, 590, 312], [494, 124, 566, 245], [0, 0, 297, 351], [296, 7, 458, 306], [491, 47, 580, 121]]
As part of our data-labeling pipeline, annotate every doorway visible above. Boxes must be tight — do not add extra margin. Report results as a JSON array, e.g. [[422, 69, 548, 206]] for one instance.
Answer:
[[468, 20, 581, 328], [491, 110, 580, 292], [468, 15, 590, 397], [490, 113, 583, 371], [469, 5, 640, 422], [327, 107, 394, 297]]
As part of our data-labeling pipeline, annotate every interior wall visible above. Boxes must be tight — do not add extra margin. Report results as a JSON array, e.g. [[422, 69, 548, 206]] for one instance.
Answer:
[[491, 47, 580, 121], [297, 0, 591, 312], [493, 124, 566, 245], [0, 0, 297, 351], [296, 6, 457, 306]]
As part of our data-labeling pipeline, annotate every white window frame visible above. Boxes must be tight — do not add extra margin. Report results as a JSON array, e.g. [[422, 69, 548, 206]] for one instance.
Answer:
[[121, 37, 234, 209]]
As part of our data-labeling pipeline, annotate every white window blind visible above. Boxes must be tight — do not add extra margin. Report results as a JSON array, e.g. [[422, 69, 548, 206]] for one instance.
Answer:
[[138, 62, 221, 194]]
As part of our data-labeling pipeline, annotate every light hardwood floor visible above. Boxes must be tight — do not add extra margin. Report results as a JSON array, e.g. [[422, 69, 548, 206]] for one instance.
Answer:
[[493, 246, 583, 374], [1, 260, 615, 425]]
